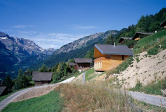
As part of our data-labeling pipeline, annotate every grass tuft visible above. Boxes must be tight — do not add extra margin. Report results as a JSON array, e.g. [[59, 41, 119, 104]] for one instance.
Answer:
[[56, 82, 131, 111]]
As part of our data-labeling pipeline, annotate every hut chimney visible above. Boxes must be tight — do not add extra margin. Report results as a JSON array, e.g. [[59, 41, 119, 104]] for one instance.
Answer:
[[114, 42, 116, 47]]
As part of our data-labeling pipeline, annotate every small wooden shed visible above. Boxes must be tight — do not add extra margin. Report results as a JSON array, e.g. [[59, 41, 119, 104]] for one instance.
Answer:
[[74, 58, 92, 71], [132, 32, 153, 41], [160, 20, 166, 28], [118, 37, 132, 44], [68, 62, 77, 70], [94, 44, 133, 71], [32, 72, 53, 86]]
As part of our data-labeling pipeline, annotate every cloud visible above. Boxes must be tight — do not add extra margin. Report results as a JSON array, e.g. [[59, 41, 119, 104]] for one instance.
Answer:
[[10, 30, 87, 49], [11, 25, 35, 29], [71, 25, 100, 30]]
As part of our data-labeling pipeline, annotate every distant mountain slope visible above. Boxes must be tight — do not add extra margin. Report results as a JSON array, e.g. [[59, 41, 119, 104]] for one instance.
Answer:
[[30, 30, 119, 69], [0, 41, 18, 72], [55, 30, 118, 54], [0, 32, 56, 79], [0, 32, 55, 58]]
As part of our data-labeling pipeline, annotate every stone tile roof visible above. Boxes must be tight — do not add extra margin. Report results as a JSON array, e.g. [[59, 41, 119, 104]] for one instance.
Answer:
[[95, 44, 134, 55], [32, 72, 53, 81], [74, 58, 92, 63]]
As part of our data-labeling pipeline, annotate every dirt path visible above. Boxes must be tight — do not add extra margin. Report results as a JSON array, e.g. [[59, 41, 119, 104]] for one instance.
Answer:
[[129, 91, 166, 108]]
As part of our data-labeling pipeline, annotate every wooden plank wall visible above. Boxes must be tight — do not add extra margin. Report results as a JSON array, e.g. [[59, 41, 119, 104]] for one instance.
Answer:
[[102, 59, 123, 71], [94, 47, 108, 58], [94, 55, 129, 71]]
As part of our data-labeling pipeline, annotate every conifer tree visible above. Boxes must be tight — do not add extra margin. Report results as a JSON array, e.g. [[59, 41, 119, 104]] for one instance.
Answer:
[[38, 64, 48, 72], [2, 75, 13, 92], [18, 69, 23, 77]]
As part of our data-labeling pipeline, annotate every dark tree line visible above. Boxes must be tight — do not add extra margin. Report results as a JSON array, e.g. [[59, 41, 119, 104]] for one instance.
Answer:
[[37, 63, 74, 83], [1, 68, 32, 95]]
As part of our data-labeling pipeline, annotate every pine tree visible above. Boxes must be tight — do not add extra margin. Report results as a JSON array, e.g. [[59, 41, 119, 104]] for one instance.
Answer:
[[18, 69, 23, 77], [105, 35, 115, 45], [2, 75, 13, 92], [38, 64, 48, 72], [64, 66, 67, 76], [57, 62, 61, 72], [52, 64, 58, 72]]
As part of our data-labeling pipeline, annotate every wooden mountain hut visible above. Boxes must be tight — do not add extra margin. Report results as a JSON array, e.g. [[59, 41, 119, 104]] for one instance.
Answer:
[[68, 62, 77, 70], [118, 37, 132, 44], [160, 20, 166, 28], [74, 58, 92, 71], [132, 32, 154, 41], [94, 44, 133, 71], [32, 72, 53, 86]]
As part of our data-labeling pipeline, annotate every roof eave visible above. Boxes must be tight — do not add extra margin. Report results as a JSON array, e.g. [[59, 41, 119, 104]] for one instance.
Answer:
[[103, 52, 134, 56], [95, 44, 104, 54], [160, 20, 166, 26]]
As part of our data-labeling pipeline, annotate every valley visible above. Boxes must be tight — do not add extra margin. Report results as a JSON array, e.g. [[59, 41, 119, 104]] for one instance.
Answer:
[[0, 6, 166, 112]]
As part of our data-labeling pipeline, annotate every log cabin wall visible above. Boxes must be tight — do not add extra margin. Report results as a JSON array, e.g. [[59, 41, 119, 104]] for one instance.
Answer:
[[77, 63, 90, 68], [75, 63, 90, 70], [74, 65, 78, 71], [34, 81, 42, 86]]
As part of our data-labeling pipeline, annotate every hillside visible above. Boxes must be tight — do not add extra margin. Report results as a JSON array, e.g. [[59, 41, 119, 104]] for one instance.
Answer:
[[116, 29, 166, 89], [0, 32, 56, 79], [30, 30, 119, 69], [118, 49, 166, 88]]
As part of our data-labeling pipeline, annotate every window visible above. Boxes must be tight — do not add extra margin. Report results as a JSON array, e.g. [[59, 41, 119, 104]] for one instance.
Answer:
[[122, 55, 124, 60]]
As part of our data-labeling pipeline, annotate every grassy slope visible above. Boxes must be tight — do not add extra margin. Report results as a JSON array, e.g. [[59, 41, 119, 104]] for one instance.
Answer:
[[56, 83, 131, 111], [111, 29, 166, 74], [133, 29, 166, 54], [129, 79, 166, 96], [112, 29, 166, 95], [2, 90, 63, 112], [85, 68, 95, 81]]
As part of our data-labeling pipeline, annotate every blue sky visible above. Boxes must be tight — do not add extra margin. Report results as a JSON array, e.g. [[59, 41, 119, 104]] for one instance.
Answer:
[[0, 0, 165, 49]]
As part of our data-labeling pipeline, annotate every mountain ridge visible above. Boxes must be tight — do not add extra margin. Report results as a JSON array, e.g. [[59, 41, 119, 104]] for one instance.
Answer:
[[30, 30, 119, 69], [0, 31, 56, 79]]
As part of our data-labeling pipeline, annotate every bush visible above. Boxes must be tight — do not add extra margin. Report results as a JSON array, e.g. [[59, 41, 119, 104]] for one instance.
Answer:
[[147, 39, 166, 55], [130, 82, 142, 91], [130, 79, 166, 96], [147, 47, 159, 55]]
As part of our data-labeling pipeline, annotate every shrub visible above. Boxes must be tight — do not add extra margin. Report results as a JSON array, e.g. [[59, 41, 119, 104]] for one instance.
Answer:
[[147, 46, 159, 55], [130, 79, 166, 96], [130, 82, 143, 91]]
